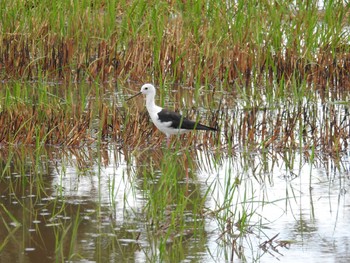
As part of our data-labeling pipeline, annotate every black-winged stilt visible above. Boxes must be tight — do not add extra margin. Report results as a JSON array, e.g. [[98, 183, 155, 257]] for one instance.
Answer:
[[126, 83, 217, 146]]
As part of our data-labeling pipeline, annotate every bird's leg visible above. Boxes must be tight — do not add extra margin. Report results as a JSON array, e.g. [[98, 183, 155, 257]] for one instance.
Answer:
[[166, 135, 171, 148]]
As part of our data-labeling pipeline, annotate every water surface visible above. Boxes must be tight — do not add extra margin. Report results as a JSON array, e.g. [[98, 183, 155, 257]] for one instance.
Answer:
[[0, 142, 349, 262]]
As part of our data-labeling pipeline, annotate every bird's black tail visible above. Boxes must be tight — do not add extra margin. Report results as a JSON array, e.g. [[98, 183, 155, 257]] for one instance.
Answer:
[[195, 123, 218, 131]]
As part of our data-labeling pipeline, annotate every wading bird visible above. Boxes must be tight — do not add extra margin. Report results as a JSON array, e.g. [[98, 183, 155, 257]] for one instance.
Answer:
[[126, 83, 217, 146]]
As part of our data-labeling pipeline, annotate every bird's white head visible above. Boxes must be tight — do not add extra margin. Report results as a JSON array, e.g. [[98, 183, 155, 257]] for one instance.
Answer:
[[126, 83, 157, 105], [140, 83, 156, 96]]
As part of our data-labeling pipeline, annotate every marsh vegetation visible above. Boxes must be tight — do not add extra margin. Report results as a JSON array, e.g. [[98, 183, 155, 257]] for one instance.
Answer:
[[1, 1, 350, 262]]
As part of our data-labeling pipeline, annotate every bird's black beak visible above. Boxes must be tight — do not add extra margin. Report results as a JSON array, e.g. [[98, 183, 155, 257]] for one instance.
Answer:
[[125, 91, 142, 101]]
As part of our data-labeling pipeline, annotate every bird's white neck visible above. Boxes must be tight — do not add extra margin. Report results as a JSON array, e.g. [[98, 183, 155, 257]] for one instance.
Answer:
[[145, 93, 157, 111]]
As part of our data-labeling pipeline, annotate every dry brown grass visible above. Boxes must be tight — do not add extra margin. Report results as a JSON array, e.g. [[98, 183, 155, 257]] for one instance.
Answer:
[[1, 1, 349, 153], [1, 28, 350, 91]]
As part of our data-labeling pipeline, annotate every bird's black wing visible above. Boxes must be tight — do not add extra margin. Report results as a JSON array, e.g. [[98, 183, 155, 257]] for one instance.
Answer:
[[157, 109, 217, 131]]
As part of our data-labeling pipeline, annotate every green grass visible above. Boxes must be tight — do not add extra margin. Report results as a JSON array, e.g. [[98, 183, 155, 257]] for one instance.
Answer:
[[0, 1, 349, 88], [0, 1, 350, 261], [0, 120, 349, 261]]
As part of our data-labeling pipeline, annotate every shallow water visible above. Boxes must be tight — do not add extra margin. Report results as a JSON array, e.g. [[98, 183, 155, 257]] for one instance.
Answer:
[[0, 81, 350, 262], [0, 143, 349, 262]]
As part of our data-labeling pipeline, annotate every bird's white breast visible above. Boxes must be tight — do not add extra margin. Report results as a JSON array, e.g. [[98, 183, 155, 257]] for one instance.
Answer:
[[146, 105, 189, 136]]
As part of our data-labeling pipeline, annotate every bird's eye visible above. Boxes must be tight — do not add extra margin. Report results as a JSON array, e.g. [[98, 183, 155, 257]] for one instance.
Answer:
[[145, 87, 148, 90]]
